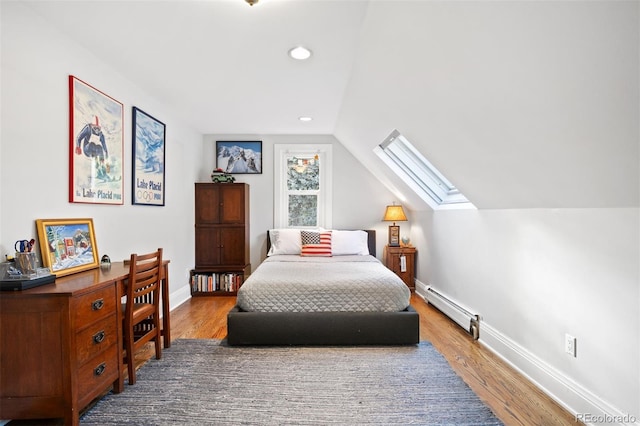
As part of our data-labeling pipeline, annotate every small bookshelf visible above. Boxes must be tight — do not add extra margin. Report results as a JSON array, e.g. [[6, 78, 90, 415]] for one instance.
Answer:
[[190, 270, 246, 296]]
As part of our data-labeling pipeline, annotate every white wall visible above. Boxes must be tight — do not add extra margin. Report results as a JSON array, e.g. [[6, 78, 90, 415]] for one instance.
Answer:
[[415, 208, 639, 421], [1, 2, 201, 307], [202, 134, 398, 269]]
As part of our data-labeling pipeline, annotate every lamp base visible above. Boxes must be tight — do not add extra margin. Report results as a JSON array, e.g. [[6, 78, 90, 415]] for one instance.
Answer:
[[388, 224, 400, 247]]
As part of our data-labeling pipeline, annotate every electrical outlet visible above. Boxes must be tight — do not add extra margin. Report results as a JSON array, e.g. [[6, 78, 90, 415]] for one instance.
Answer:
[[565, 334, 577, 357]]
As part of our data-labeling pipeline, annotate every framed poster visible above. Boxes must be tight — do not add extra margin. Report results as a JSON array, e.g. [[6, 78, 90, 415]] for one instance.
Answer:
[[35, 218, 99, 277], [216, 140, 262, 174], [132, 107, 166, 206], [69, 75, 124, 204]]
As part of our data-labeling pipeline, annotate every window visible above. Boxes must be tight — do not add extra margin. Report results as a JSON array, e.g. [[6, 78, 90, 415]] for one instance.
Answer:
[[274, 144, 333, 228], [375, 130, 474, 210]]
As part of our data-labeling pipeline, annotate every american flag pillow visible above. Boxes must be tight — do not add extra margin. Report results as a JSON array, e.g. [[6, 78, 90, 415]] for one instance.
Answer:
[[301, 231, 332, 257], [300, 230, 321, 245]]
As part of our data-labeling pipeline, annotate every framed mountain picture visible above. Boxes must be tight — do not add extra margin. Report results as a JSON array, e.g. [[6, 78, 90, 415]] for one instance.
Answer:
[[216, 141, 262, 174]]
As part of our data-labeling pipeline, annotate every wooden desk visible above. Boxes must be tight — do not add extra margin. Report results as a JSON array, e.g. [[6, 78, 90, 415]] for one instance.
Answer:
[[0, 261, 170, 425]]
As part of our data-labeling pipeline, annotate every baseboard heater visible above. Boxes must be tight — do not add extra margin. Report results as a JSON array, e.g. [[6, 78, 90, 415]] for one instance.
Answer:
[[425, 287, 480, 340]]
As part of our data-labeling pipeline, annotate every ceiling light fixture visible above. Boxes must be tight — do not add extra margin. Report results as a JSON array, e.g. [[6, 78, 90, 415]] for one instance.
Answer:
[[245, 0, 258, 6], [298, 116, 313, 122], [288, 46, 312, 60]]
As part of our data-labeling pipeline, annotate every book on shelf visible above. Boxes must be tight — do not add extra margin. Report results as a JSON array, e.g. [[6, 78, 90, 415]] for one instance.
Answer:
[[190, 272, 243, 293]]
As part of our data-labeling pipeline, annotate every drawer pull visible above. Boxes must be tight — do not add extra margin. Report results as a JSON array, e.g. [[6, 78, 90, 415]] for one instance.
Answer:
[[92, 299, 104, 311], [93, 330, 106, 344], [94, 363, 106, 376]]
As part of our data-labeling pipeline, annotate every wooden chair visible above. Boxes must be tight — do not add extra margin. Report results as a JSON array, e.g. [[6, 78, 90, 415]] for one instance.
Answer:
[[122, 248, 163, 385]]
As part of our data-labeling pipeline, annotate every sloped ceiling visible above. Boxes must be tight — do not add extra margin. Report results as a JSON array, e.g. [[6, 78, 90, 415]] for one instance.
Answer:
[[335, 1, 639, 210], [16, 0, 639, 210], [18, 0, 368, 134]]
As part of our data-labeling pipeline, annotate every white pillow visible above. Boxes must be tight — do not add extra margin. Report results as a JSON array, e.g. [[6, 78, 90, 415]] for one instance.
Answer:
[[267, 229, 303, 256], [331, 230, 369, 256]]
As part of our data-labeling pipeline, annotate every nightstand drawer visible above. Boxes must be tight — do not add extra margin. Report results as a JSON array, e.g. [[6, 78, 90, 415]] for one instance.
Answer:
[[76, 314, 118, 365]]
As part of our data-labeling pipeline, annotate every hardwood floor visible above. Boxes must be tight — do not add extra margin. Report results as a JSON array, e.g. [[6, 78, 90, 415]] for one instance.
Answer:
[[408, 295, 581, 426], [8, 294, 581, 425]]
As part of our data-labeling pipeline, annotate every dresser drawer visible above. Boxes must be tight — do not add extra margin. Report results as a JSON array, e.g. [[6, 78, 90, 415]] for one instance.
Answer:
[[74, 285, 117, 326], [77, 344, 119, 403], [76, 314, 118, 365]]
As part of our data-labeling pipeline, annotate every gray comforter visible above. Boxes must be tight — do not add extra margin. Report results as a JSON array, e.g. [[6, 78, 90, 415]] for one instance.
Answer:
[[236, 255, 411, 312]]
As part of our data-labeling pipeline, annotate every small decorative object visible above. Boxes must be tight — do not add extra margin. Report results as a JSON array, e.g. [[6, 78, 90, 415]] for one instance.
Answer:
[[401, 236, 411, 246], [382, 203, 408, 247], [13, 252, 38, 275], [100, 254, 111, 269], [211, 168, 236, 183]]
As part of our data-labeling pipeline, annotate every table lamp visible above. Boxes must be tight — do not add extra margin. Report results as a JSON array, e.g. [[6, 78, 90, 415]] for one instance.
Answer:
[[383, 203, 407, 247]]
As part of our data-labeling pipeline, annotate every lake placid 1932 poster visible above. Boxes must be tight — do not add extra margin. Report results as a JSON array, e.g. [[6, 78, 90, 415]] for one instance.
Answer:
[[69, 75, 124, 205]]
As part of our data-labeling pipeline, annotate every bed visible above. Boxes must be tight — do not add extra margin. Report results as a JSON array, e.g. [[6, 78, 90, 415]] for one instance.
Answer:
[[226, 229, 419, 345]]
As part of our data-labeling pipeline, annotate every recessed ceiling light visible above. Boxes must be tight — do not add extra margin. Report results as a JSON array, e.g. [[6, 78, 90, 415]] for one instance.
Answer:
[[288, 46, 312, 60], [299, 116, 313, 122]]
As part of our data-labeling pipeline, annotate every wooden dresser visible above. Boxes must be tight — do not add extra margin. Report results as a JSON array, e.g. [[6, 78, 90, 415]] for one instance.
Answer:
[[0, 267, 125, 425], [0, 262, 171, 425]]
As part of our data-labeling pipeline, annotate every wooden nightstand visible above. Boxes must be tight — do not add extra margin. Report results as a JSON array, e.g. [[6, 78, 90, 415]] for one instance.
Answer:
[[383, 245, 416, 291]]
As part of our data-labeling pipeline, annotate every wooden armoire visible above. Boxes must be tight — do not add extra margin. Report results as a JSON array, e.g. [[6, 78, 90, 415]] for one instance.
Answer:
[[192, 183, 250, 295]]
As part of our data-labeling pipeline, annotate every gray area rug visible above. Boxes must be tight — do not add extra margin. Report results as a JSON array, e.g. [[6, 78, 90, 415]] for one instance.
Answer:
[[81, 339, 502, 425]]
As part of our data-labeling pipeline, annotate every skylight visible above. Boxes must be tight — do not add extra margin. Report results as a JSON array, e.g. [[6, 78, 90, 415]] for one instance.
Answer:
[[375, 130, 475, 210]]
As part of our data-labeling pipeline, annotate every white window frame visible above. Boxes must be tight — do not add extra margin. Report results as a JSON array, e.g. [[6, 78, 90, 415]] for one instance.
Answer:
[[274, 144, 333, 228], [375, 130, 475, 210]]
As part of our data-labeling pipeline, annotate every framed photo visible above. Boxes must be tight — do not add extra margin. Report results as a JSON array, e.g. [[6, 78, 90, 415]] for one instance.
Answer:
[[69, 75, 124, 204], [216, 141, 262, 174], [35, 218, 100, 277], [132, 107, 166, 206]]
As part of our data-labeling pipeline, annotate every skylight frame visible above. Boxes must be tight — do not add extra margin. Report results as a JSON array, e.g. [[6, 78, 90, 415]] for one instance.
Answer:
[[376, 130, 475, 210]]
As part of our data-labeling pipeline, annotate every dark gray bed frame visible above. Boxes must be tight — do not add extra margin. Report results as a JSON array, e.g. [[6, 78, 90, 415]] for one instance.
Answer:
[[226, 230, 420, 345]]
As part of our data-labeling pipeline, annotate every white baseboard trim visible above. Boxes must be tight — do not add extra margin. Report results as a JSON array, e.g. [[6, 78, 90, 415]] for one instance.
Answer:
[[414, 279, 639, 426], [169, 285, 192, 313], [414, 279, 429, 299], [480, 322, 638, 426]]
